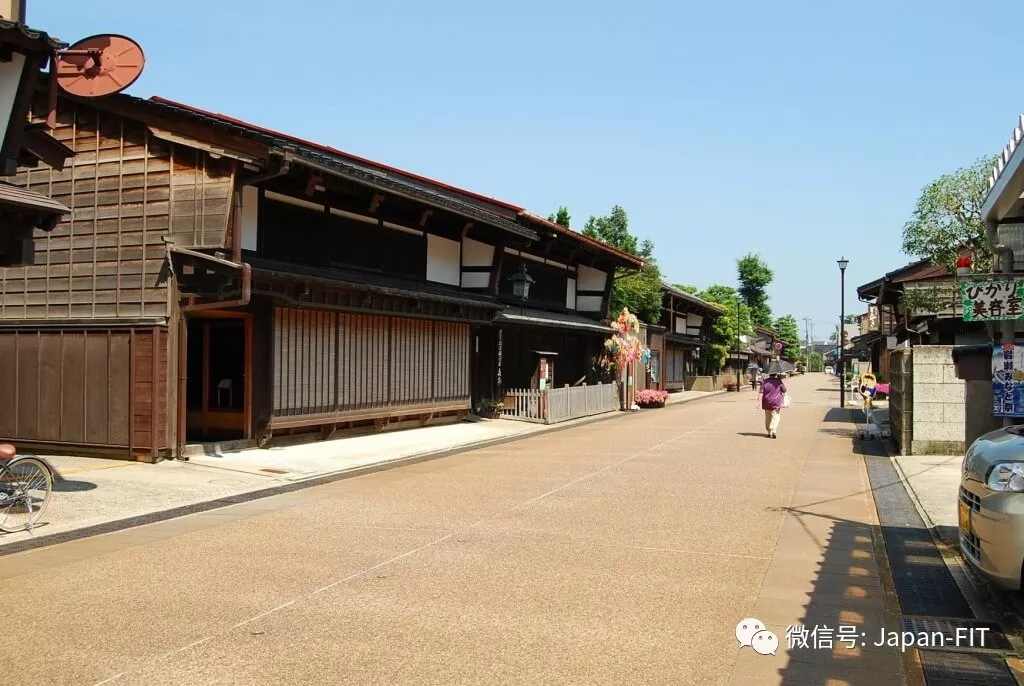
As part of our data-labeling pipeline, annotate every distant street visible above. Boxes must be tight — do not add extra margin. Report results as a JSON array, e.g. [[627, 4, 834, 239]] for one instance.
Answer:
[[0, 374, 904, 685]]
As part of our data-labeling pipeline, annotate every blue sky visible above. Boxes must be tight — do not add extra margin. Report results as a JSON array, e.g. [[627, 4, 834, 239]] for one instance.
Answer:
[[34, 0, 1023, 340]]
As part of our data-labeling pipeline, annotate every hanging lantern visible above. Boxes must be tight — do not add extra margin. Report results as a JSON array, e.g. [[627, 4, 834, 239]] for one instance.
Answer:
[[508, 263, 534, 303], [956, 254, 972, 277]]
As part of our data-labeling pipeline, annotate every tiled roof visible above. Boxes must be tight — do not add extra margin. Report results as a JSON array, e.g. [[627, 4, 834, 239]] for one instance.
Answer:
[[124, 96, 538, 242], [661, 283, 728, 314], [493, 308, 611, 334], [0, 20, 66, 50]]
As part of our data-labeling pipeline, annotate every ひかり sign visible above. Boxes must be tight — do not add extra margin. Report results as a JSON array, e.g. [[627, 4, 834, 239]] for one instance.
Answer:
[[961, 280, 1024, 321]]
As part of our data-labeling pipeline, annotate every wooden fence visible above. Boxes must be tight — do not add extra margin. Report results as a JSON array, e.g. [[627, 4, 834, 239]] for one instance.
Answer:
[[502, 383, 619, 424]]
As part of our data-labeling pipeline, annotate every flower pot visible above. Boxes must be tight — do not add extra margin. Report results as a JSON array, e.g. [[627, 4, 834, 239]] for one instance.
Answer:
[[480, 409, 502, 419]]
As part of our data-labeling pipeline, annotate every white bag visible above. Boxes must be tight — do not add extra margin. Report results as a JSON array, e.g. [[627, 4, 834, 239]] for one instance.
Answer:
[[783, 394, 792, 408]]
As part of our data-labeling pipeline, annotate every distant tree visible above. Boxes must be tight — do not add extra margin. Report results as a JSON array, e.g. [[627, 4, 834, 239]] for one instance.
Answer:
[[699, 284, 754, 374], [582, 205, 662, 324], [844, 314, 859, 324], [901, 155, 997, 273], [773, 314, 801, 360], [582, 206, 638, 256], [737, 253, 774, 328], [547, 206, 571, 228], [674, 284, 700, 294]]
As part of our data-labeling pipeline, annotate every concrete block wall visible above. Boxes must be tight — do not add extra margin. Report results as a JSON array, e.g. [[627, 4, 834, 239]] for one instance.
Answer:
[[911, 345, 965, 455]]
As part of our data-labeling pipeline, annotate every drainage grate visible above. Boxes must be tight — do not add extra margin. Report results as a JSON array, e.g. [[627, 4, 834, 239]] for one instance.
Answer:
[[259, 468, 289, 474], [900, 616, 1012, 651], [918, 650, 1017, 685]]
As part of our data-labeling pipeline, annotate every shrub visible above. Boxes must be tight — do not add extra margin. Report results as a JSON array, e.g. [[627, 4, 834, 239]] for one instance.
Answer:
[[637, 389, 669, 408]]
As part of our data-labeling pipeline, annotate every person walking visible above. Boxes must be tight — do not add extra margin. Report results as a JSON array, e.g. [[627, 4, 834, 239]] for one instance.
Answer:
[[758, 362, 787, 439]]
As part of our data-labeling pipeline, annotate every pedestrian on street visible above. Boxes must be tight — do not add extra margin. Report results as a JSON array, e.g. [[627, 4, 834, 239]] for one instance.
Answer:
[[758, 361, 787, 439]]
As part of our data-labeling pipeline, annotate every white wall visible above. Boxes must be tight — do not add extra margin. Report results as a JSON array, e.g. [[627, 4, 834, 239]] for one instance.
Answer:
[[686, 313, 703, 336], [911, 345, 966, 454], [241, 186, 259, 252], [566, 278, 577, 310], [577, 265, 607, 292], [427, 234, 460, 286], [461, 237, 493, 288]]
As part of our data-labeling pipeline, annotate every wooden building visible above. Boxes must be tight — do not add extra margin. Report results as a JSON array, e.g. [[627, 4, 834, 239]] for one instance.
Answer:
[[0, 88, 636, 459], [659, 283, 724, 391]]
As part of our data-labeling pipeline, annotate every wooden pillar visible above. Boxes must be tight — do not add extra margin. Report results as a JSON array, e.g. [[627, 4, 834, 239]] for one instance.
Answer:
[[201, 320, 210, 434]]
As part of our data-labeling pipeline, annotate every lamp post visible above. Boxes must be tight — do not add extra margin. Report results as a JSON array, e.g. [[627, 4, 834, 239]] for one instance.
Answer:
[[838, 257, 849, 408], [509, 263, 533, 314]]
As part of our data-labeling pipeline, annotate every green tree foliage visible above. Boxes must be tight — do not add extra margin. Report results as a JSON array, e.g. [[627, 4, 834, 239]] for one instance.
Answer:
[[737, 253, 774, 328], [698, 284, 754, 373], [581, 205, 662, 324], [901, 155, 997, 273], [674, 284, 699, 294], [547, 206, 571, 228], [773, 314, 801, 360]]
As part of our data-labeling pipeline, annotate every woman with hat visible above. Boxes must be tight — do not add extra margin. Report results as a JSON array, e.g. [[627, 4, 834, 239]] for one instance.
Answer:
[[758, 360, 788, 439]]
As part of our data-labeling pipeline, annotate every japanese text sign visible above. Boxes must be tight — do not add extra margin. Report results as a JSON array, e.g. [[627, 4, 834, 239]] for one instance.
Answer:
[[961, 280, 1024, 321], [992, 344, 1024, 417]]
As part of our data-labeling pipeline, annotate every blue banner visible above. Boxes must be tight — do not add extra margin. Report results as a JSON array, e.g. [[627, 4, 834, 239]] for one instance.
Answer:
[[993, 344, 1024, 417]]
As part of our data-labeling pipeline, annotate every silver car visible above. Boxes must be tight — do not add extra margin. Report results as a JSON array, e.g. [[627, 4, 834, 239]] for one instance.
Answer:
[[960, 426, 1024, 590]]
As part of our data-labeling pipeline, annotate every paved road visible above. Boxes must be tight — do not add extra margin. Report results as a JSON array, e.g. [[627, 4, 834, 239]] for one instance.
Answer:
[[0, 374, 899, 685]]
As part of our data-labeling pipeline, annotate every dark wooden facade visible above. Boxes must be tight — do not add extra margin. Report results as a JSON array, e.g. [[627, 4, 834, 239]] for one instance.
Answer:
[[659, 284, 723, 390], [0, 88, 639, 458]]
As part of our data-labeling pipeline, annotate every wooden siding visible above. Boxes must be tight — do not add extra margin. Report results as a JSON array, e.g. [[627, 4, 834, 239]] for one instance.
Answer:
[[0, 99, 235, 321], [0, 327, 169, 455], [271, 307, 469, 423]]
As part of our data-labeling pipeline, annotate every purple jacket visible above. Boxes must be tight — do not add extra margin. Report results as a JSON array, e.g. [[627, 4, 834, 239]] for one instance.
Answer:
[[760, 378, 786, 410]]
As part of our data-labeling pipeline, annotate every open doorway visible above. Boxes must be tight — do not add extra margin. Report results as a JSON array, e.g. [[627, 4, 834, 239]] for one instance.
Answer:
[[185, 315, 251, 442]]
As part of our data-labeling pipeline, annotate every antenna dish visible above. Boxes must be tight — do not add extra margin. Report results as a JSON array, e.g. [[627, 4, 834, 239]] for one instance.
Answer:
[[55, 34, 145, 98]]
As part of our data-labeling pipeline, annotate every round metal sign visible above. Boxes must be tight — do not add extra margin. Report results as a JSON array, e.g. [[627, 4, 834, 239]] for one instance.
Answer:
[[775, 342, 783, 351]]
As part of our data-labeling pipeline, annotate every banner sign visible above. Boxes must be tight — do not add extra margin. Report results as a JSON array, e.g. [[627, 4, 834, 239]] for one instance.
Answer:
[[993, 344, 1024, 417], [961, 280, 1024, 321]]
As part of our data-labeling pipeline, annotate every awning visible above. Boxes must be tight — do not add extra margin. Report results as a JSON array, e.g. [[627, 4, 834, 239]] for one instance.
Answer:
[[665, 331, 701, 346], [0, 182, 69, 230], [493, 308, 612, 334]]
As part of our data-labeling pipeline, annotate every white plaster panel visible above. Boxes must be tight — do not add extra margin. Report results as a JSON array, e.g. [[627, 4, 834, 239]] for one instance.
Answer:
[[241, 185, 259, 252], [577, 265, 607, 292], [462, 237, 494, 267], [426, 234, 460, 286], [461, 271, 490, 288], [577, 295, 603, 312], [566, 278, 577, 310]]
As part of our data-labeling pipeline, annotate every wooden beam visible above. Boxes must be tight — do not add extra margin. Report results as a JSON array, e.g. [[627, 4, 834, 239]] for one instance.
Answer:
[[369, 193, 386, 213], [461, 222, 473, 239], [304, 175, 322, 196], [420, 210, 433, 227], [489, 239, 507, 295]]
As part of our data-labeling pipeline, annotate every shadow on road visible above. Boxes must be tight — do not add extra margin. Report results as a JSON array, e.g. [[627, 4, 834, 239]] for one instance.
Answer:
[[51, 474, 97, 492]]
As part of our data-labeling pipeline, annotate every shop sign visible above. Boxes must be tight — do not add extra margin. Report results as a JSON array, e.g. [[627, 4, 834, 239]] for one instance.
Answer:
[[961, 280, 1024, 321]]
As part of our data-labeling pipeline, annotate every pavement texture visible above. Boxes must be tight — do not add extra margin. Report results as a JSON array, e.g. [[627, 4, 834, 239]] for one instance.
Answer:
[[893, 454, 962, 545], [0, 389, 721, 549], [0, 374, 905, 685]]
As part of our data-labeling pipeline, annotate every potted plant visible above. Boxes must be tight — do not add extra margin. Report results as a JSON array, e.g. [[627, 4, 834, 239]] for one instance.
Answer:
[[636, 389, 669, 408], [480, 399, 504, 419], [723, 379, 738, 392]]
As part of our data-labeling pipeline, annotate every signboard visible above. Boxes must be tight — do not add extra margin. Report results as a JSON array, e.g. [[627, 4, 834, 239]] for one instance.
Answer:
[[992, 344, 1024, 417], [775, 342, 783, 352], [868, 304, 879, 332], [961, 280, 1024, 321]]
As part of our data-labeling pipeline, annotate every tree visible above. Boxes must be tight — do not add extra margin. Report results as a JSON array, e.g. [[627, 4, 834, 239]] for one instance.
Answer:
[[547, 206, 571, 228], [582, 206, 638, 256], [773, 314, 801, 360], [699, 284, 754, 374], [844, 314, 859, 324], [901, 155, 997, 273], [581, 205, 662, 324], [674, 284, 699, 294], [737, 253, 774, 328]]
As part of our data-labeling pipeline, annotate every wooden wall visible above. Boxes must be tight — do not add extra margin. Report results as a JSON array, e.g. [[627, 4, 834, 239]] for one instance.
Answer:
[[0, 98, 235, 321], [0, 327, 170, 457], [271, 307, 470, 428]]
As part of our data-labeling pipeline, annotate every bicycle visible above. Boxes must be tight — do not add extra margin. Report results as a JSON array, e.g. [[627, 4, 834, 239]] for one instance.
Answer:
[[0, 444, 53, 533]]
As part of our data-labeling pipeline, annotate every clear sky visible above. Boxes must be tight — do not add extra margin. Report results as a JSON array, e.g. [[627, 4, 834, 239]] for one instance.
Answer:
[[33, 0, 1023, 341]]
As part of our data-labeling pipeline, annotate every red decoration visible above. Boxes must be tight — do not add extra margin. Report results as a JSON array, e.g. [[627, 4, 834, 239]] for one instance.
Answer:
[[956, 255, 972, 268]]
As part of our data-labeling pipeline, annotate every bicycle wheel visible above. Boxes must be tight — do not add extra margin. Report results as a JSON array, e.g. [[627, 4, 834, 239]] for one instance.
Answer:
[[0, 457, 52, 533]]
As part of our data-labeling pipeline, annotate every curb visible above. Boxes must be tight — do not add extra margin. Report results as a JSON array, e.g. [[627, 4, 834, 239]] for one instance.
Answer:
[[0, 389, 728, 557]]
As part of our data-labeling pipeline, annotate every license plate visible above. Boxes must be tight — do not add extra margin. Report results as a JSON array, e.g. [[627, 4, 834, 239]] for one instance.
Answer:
[[959, 500, 972, 533]]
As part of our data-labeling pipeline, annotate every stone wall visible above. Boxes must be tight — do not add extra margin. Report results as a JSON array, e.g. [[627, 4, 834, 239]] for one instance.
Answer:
[[911, 345, 965, 455]]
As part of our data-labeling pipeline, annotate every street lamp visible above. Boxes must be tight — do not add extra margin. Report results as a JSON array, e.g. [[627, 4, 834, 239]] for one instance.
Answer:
[[837, 257, 849, 409], [508, 263, 534, 314]]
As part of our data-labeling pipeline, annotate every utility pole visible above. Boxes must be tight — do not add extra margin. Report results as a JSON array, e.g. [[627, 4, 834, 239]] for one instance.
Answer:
[[802, 316, 812, 370]]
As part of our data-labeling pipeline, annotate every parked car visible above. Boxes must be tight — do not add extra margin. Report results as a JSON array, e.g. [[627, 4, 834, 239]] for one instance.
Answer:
[[959, 426, 1024, 590], [825, 365, 834, 375]]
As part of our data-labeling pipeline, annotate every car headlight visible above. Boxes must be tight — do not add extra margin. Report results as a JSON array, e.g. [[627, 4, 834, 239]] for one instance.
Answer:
[[986, 462, 1024, 492]]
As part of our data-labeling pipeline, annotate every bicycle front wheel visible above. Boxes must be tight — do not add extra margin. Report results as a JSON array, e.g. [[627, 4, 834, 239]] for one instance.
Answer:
[[0, 457, 53, 533]]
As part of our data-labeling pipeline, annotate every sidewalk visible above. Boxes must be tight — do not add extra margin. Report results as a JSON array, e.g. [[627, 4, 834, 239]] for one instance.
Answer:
[[892, 453, 961, 545], [1, 389, 721, 550]]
